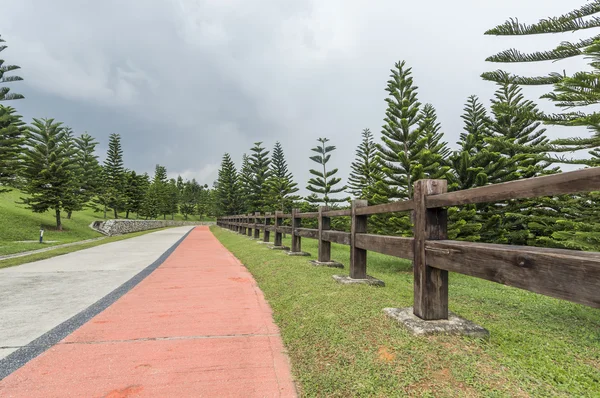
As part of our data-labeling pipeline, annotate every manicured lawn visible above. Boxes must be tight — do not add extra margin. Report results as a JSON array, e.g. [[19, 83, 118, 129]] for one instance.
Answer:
[[0, 227, 172, 269], [0, 189, 213, 256], [212, 226, 600, 397]]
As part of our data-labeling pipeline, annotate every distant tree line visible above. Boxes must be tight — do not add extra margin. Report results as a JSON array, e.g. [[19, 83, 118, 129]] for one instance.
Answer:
[[0, 35, 216, 230], [215, 2, 600, 251]]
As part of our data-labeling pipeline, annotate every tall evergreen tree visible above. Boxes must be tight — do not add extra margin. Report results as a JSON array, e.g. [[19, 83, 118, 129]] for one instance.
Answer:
[[347, 129, 381, 199], [124, 170, 148, 219], [376, 61, 449, 202], [103, 133, 126, 218], [248, 142, 271, 212], [481, 82, 558, 245], [0, 35, 24, 101], [306, 137, 349, 207], [73, 133, 101, 206], [64, 131, 100, 219], [20, 118, 72, 230], [0, 105, 25, 192], [167, 178, 179, 220], [267, 142, 300, 212], [179, 179, 198, 220], [238, 154, 253, 213], [483, 1, 600, 150], [216, 153, 241, 215]]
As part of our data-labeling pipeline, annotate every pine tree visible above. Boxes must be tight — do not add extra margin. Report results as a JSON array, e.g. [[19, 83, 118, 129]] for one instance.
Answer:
[[179, 180, 197, 220], [248, 142, 271, 212], [0, 35, 24, 101], [0, 105, 26, 192], [152, 164, 170, 219], [267, 142, 300, 212], [140, 183, 160, 219], [216, 153, 242, 215], [103, 133, 126, 218], [376, 61, 449, 201], [124, 170, 148, 219], [481, 82, 558, 245], [238, 154, 253, 213], [447, 96, 504, 241], [20, 118, 72, 230], [483, 1, 600, 150], [195, 182, 212, 220], [63, 130, 100, 219], [73, 133, 101, 207], [167, 178, 179, 220], [347, 129, 381, 199], [306, 137, 349, 207]]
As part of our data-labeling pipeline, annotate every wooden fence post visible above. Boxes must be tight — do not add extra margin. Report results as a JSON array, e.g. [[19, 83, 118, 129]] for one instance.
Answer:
[[254, 212, 261, 239], [350, 200, 368, 279], [264, 212, 271, 243], [274, 211, 283, 247], [247, 213, 253, 237], [291, 208, 301, 252], [413, 179, 449, 320], [318, 206, 331, 262]]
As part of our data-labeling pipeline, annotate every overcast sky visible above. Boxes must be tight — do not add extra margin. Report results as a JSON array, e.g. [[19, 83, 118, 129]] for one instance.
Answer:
[[0, 0, 590, 192]]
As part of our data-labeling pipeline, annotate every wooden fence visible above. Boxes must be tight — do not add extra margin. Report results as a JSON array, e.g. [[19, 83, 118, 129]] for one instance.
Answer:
[[217, 168, 600, 321]]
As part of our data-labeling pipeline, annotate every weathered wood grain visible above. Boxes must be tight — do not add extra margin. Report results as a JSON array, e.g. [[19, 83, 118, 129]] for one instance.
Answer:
[[413, 179, 449, 321], [354, 234, 414, 260], [322, 230, 351, 246], [426, 167, 600, 208], [318, 207, 331, 262], [322, 209, 352, 217], [354, 200, 414, 216], [426, 240, 600, 308], [295, 228, 319, 239], [351, 200, 368, 279], [298, 212, 319, 219]]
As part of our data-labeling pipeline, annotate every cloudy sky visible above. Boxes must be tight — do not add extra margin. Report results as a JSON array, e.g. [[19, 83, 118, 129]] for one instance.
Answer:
[[0, 0, 590, 192]]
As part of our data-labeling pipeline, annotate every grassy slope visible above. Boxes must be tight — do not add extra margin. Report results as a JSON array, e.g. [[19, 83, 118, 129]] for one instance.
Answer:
[[0, 189, 214, 256], [212, 226, 600, 397]]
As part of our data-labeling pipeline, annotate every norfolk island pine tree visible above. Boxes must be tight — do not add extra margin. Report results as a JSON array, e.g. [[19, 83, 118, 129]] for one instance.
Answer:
[[306, 137, 349, 208]]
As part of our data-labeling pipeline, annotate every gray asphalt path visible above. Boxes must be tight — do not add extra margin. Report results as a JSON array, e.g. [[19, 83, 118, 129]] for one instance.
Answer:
[[0, 226, 194, 360]]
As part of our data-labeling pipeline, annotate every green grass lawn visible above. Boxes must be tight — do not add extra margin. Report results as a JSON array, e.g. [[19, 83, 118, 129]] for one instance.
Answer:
[[0, 189, 214, 256], [212, 226, 600, 397], [0, 227, 171, 269]]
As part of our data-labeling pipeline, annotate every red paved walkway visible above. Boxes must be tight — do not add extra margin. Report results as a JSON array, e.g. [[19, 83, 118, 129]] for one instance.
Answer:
[[0, 227, 297, 397]]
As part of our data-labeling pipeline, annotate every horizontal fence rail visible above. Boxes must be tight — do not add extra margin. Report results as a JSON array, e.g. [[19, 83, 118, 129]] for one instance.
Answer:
[[217, 167, 600, 322]]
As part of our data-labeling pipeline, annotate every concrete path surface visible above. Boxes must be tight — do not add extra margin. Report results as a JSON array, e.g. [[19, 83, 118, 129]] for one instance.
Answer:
[[0, 226, 296, 397]]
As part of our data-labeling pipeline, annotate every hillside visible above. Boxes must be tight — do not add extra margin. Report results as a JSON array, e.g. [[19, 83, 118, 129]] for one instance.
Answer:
[[0, 190, 104, 256], [0, 190, 212, 256]]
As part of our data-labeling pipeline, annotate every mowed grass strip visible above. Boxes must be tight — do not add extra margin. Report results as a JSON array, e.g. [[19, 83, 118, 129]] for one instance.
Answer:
[[211, 226, 600, 397], [0, 227, 172, 269]]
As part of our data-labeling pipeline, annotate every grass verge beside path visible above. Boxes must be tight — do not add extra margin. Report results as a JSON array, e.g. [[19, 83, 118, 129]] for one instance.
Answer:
[[0, 228, 172, 269], [211, 226, 600, 397]]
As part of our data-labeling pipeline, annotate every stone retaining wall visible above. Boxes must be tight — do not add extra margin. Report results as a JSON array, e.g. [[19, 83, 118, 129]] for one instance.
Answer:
[[90, 219, 215, 236]]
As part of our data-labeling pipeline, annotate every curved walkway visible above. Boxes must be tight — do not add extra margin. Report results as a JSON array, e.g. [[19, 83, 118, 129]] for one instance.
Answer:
[[0, 226, 296, 397]]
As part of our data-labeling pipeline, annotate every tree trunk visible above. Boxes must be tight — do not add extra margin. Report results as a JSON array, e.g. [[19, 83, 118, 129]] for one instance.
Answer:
[[171, 213, 174, 220], [126, 210, 130, 219], [67, 211, 72, 220], [104, 205, 107, 219], [184, 214, 188, 221], [56, 208, 62, 231], [114, 208, 118, 219], [164, 214, 166, 220]]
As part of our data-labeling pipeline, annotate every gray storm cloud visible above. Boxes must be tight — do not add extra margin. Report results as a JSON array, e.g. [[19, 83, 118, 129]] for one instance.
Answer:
[[0, 0, 588, 190]]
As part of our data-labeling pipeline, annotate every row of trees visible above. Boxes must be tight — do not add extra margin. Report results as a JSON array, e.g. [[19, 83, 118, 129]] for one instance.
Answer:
[[215, 2, 600, 251], [0, 35, 216, 229]]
